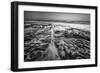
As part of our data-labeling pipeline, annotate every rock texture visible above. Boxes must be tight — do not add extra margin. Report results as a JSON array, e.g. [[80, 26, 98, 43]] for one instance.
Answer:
[[24, 22, 90, 61]]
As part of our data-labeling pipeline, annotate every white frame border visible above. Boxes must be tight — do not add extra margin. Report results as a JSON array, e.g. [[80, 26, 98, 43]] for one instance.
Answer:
[[18, 5, 96, 68]]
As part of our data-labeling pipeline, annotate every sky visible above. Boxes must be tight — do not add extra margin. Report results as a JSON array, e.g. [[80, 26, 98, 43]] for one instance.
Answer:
[[24, 11, 90, 22]]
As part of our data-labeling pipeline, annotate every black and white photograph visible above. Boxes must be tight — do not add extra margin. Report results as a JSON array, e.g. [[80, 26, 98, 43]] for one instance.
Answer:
[[24, 11, 90, 62], [11, 1, 97, 71]]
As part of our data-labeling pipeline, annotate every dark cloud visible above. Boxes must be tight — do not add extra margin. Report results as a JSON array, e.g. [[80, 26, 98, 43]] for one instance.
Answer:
[[24, 11, 90, 22]]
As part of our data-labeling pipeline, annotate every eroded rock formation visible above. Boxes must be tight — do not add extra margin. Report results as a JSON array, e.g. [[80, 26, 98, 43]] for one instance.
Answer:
[[24, 22, 90, 61]]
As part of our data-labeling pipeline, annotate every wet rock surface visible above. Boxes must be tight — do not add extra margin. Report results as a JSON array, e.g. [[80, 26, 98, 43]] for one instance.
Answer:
[[24, 22, 90, 62]]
